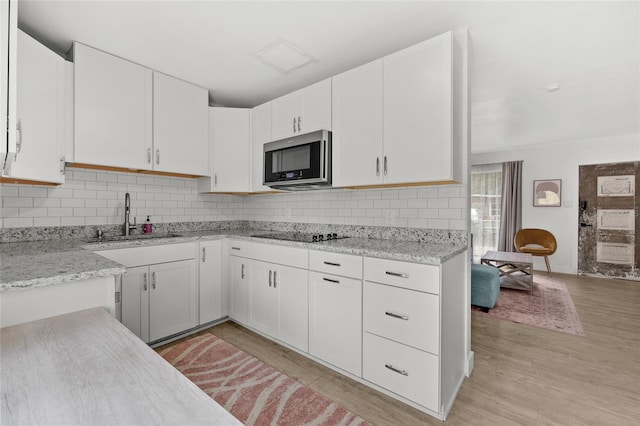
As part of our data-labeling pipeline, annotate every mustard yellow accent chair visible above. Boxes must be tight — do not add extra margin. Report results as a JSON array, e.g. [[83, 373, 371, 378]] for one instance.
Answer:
[[513, 228, 557, 274]]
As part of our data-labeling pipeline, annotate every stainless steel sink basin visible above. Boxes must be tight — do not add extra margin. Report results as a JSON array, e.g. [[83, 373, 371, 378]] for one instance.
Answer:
[[85, 233, 184, 243]]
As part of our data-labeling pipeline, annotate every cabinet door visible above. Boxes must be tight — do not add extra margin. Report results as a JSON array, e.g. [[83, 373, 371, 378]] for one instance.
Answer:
[[332, 60, 383, 187], [248, 260, 278, 336], [300, 78, 332, 135], [209, 107, 250, 192], [275, 264, 309, 352], [11, 30, 65, 183], [199, 240, 222, 325], [74, 42, 152, 170], [271, 89, 302, 140], [149, 259, 197, 342], [120, 266, 150, 343], [229, 256, 249, 325], [383, 31, 452, 184], [1, 0, 17, 172], [251, 101, 272, 192], [153, 72, 208, 175], [309, 271, 362, 376]]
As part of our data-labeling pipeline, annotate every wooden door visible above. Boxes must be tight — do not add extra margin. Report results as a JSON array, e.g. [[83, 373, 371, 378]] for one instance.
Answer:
[[578, 162, 639, 280]]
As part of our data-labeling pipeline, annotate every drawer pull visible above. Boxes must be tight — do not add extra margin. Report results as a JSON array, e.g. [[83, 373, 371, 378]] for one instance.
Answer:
[[323, 261, 341, 267], [231, 247, 241, 250], [385, 311, 409, 321], [385, 364, 408, 376], [385, 271, 409, 278], [323, 277, 340, 284]]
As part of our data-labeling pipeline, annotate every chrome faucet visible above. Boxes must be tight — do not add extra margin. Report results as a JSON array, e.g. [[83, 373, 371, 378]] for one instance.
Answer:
[[124, 193, 136, 236]]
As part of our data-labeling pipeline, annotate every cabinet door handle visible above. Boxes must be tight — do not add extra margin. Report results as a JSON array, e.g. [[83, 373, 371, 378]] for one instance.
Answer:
[[376, 157, 380, 176], [384, 156, 388, 176], [201, 247, 206, 262], [214, 174, 217, 187], [231, 247, 241, 251], [269, 270, 272, 287], [293, 117, 296, 133], [147, 148, 151, 164], [143, 272, 148, 291], [151, 271, 156, 289], [385, 271, 409, 278], [241, 264, 245, 279], [60, 156, 66, 175], [273, 271, 277, 288], [323, 261, 341, 267], [297, 116, 301, 132], [385, 311, 409, 321], [156, 149, 160, 165], [385, 363, 408, 376], [15, 119, 22, 160], [323, 277, 340, 284]]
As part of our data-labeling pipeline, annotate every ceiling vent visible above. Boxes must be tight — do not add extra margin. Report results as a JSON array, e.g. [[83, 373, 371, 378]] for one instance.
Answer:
[[253, 39, 316, 74]]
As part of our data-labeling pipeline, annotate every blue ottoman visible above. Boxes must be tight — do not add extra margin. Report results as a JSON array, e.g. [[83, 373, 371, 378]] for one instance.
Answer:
[[471, 263, 500, 312]]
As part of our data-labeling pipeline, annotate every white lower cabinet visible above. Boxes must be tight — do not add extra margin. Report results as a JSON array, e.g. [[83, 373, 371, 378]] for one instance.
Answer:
[[309, 271, 362, 376], [228, 248, 250, 325], [198, 240, 223, 325], [96, 243, 197, 344], [248, 259, 309, 352]]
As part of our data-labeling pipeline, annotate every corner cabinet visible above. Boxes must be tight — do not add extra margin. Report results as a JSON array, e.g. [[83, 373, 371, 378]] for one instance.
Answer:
[[199, 107, 250, 193], [4, 30, 66, 184], [73, 43, 209, 176], [271, 78, 331, 140], [251, 101, 272, 192], [96, 243, 198, 344], [1, 0, 18, 174]]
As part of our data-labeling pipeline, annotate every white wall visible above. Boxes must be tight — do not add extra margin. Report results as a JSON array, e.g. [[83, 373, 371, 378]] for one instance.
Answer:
[[471, 134, 640, 274]]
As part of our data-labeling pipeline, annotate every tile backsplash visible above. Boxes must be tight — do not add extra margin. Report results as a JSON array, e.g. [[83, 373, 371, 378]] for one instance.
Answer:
[[0, 169, 467, 231]]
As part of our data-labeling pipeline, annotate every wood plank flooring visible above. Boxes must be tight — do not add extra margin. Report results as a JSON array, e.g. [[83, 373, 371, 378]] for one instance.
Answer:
[[197, 273, 640, 425]]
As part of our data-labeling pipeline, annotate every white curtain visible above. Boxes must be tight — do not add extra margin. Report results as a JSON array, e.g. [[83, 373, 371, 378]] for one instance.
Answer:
[[470, 163, 502, 261]]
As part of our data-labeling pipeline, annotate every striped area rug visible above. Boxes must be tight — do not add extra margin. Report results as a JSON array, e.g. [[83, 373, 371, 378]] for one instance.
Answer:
[[158, 333, 369, 426]]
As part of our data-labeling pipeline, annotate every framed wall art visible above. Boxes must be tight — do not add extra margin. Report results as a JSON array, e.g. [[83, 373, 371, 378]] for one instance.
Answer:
[[533, 179, 562, 207]]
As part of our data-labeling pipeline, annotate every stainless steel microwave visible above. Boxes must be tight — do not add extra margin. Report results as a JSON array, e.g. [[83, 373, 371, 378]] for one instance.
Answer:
[[263, 130, 331, 190]]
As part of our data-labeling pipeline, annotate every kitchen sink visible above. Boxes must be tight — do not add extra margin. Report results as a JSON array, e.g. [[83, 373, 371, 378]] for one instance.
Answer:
[[85, 233, 184, 243]]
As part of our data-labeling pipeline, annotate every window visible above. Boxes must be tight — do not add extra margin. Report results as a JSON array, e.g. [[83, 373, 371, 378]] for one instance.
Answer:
[[471, 163, 502, 261]]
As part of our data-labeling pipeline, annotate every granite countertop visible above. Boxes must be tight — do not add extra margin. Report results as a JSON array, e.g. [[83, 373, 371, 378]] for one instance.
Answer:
[[0, 229, 467, 292]]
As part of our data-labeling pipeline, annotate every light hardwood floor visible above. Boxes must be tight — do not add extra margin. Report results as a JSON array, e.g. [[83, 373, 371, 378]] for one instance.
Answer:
[[199, 273, 640, 425]]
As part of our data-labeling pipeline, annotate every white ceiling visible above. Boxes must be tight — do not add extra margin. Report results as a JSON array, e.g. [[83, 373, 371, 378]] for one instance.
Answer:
[[17, 1, 640, 154]]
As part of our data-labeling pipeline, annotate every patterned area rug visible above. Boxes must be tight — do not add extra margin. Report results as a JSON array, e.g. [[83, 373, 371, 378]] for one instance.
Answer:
[[472, 273, 585, 336], [158, 333, 369, 426]]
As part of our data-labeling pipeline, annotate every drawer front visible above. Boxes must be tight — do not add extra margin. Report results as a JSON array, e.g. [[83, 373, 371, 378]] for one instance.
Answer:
[[227, 240, 248, 256], [364, 281, 439, 354], [363, 332, 439, 412], [248, 242, 308, 269], [364, 257, 440, 294], [95, 242, 196, 267], [309, 250, 363, 279]]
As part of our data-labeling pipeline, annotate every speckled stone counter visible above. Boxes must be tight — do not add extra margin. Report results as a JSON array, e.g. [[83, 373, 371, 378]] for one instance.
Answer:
[[1, 228, 466, 293]]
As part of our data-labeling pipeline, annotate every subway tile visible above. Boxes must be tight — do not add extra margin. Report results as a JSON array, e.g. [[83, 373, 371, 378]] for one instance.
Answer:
[[438, 186, 462, 198], [418, 208, 439, 219], [399, 209, 418, 218], [4, 217, 34, 228], [61, 217, 85, 226], [86, 216, 109, 226], [97, 173, 118, 183], [358, 199, 374, 209], [19, 187, 48, 198], [427, 218, 450, 229], [61, 198, 84, 208], [398, 188, 417, 198], [48, 208, 73, 217], [449, 219, 467, 230], [449, 197, 466, 209], [73, 189, 96, 199], [427, 198, 449, 209], [73, 171, 97, 181], [373, 199, 390, 209], [4, 197, 33, 208], [34, 198, 60, 208], [118, 174, 137, 184], [0, 186, 19, 196], [74, 208, 97, 217], [439, 208, 462, 219], [0, 207, 19, 218], [85, 199, 107, 208], [417, 187, 439, 198], [34, 217, 61, 227], [408, 198, 428, 208], [390, 199, 408, 209], [407, 218, 429, 228]]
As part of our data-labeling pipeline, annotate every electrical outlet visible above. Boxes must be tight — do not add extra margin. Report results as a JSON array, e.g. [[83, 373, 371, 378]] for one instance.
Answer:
[[385, 209, 397, 225]]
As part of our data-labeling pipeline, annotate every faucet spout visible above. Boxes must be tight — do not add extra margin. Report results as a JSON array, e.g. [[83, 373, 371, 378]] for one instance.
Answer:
[[124, 193, 136, 236]]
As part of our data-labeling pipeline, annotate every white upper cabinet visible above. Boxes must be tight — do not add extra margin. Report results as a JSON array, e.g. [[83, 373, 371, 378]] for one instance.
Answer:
[[251, 101, 272, 192], [8, 30, 65, 184], [74, 42, 153, 170], [199, 107, 250, 193], [332, 59, 384, 187], [1, 0, 18, 174], [271, 78, 331, 140], [74, 44, 208, 175], [153, 72, 208, 176], [383, 31, 454, 184]]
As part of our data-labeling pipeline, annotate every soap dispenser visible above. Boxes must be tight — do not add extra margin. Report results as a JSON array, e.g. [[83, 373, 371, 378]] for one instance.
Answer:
[[144, 216, 153, 234]]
